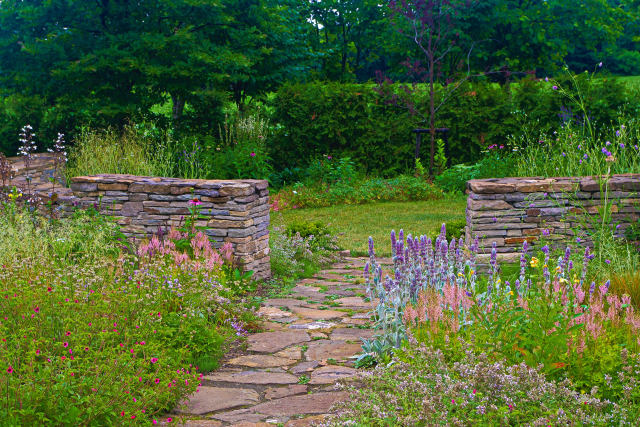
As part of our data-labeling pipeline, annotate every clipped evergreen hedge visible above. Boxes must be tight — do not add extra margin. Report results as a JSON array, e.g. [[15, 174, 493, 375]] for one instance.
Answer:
[[269, 76, 638, 174]]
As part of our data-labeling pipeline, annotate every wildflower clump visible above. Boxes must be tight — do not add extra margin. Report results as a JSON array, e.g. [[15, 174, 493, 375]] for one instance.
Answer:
[[0, 204, 254, 424], [358, 223, 640, 414]]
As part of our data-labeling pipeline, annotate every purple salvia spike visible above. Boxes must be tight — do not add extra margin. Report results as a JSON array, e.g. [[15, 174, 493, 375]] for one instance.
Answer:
[[440, 223, 446, 238], [399, 229, 404, 245], [390, 230, 397, 257], [368, 236, 375, 257]]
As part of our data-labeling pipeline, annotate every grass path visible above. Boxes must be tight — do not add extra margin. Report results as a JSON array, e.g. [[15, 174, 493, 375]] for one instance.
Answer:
[[274, 198, 467, 257]]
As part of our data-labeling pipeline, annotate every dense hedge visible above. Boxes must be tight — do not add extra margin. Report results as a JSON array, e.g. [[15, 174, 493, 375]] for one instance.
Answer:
[[269, 76, 639, 174]]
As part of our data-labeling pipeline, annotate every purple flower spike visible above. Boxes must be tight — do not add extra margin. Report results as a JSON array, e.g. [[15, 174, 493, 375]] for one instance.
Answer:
[[399, 229, 404, 245], [368, 236, 375, 257], [440, 223, 446, 238], [363, 262, 370, 280], [391, 230, 397, 256]]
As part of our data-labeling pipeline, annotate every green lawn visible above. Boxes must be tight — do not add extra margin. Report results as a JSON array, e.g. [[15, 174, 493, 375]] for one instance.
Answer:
[[274, 197, 467, 257]]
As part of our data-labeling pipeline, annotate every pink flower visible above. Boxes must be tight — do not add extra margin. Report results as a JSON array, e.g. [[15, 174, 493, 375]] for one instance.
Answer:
[[166, 418, 173, 423], [63, 342, 68, 348], [35, 349, 40, 355], [6, 366, 13, 374], [130, 415, 135, 419], [70, 372, 74, 376], [155, 378, 160, 384], [65, 331, 71, 336], [34, 306, 40, 313], [150, 357, 158, 363], [250, 152, 256, 157], [153, 421, 158, 425]]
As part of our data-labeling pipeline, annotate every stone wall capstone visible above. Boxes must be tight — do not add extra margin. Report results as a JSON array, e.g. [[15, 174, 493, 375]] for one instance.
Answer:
[[465, 175, 640, 264]]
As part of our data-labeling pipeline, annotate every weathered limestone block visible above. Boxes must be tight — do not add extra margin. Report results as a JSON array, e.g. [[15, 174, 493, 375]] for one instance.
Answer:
[[467, 199, 513, 211]]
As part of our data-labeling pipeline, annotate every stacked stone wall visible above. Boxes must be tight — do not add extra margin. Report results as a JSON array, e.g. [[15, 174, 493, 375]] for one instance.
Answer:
[[465, 175, 640, 263], [61, 175, 271, 279], [4, 156, 270, 280]]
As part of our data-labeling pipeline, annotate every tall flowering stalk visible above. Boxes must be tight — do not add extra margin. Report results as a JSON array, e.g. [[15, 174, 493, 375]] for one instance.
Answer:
[[363, 224, 477, 353], [362, 223, 640, 376], [47, 133, 67, 198], [18, 125, 37, 202]]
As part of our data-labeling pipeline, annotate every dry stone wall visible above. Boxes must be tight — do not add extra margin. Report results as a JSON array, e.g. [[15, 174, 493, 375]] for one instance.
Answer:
[[5, 156, 271, 278], [465, 175, 640, 263], [59, 174, 271, 279]]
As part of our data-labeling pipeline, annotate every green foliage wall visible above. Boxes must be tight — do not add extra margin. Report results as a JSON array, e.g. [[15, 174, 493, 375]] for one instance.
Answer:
[[270, 77, 639, 174], [270, 82, 420, 176]]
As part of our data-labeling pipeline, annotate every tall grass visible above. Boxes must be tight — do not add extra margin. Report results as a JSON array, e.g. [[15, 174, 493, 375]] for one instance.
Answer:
[[64, 126, 174, 180], [511, 119, 640, 178]]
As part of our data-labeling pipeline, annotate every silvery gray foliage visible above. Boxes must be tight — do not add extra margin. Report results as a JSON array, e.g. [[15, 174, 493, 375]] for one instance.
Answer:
[[361, 223, 479, 357]]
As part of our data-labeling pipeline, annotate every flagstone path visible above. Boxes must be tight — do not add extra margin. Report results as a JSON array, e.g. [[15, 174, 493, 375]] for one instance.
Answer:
[[170, 256, 392, 427]]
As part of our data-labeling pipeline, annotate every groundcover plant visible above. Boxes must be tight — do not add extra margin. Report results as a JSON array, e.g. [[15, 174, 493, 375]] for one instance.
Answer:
[[0, 201, 255, 425], [330, 224, 640, 425]]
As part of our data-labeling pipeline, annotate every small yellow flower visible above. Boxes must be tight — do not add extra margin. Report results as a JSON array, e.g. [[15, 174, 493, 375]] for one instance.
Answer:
[[458, 272, 464, 277], [508, 291, 514, 296], [559, 278, 568, 284], [530, 257, 539, 268], [555, 266, 562, 273]]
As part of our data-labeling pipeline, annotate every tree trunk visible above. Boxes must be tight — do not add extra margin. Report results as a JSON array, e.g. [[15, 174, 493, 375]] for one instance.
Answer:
[[429, 55, 436, 178], [171, 94, 185, 121]]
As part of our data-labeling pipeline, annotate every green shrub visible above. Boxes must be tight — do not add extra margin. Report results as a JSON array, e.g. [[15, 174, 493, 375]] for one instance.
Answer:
[[269, 219, 339, 280], [203, 113, 273, 180], [272, 175, 443, 210]]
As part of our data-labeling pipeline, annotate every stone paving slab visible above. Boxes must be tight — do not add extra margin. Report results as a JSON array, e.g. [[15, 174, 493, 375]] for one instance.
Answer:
[[248, 392, 349, 417], [247, 331, 310, 353], [304, 340, 363, 361], [205, 370, 298, 385], [227, 355, 296, 368], [178, 387, 260, 415]]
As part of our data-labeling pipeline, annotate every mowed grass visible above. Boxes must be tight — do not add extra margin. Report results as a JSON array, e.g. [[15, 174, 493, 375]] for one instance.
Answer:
[[274, 197, 467, 257]]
